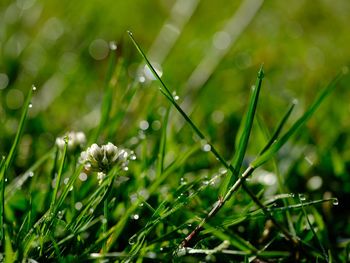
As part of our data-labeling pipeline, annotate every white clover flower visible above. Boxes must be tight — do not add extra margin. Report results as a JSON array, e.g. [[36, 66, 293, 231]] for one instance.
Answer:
[[56, 131, 86, 151], [79, 142, 134, 177]]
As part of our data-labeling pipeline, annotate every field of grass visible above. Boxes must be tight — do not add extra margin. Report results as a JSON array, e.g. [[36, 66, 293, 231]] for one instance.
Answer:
[[1, 0, 350, 262]]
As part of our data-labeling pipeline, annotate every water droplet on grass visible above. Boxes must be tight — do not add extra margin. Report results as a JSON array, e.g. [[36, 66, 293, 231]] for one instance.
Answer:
[[219, 168, 227, 175], [200, 140, 211, 152], [139, 120, 149, 130], [57, 210, 63, 219], [298, 194, 306, 201], [32, 84, 36, 91], [109, 41, 117, 50], [75, 202, 83, 210], [332, 198, 339, 205], [138, 76, 146, 83], [28, 171, 34, 177], [28, 103, 33, 108], [172, 91, 179, 101], [79, 172, 87, 181], [132, 214, 139, 220], [128, 234, 137, 245]]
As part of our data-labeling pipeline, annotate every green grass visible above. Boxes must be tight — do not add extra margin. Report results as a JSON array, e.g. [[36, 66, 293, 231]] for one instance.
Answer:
[[1, 1, 350, 262]]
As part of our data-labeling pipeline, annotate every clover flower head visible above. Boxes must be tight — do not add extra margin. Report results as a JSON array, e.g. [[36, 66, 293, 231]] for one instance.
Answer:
[[56, 131, 86, 151], [79, 142, 134, 177]]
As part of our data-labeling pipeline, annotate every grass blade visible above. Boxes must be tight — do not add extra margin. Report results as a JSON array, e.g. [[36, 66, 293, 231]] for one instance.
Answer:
[[157, 107, 170, 177], [220, 66, 264, 194], [0, 87, 33, 244], [259, 100, 296, 155], [299, 195, 329, 262], [252, 73, 342, 168]]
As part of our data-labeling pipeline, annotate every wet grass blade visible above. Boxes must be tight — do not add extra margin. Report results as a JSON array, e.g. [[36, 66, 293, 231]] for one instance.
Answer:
[[0, 87, 33, 244], [252, 74, 342, 168], [221, 67, 264, 194], [299, 195, 329, 262], [157, 107, 170, 177], [259, 100, 296, 155]]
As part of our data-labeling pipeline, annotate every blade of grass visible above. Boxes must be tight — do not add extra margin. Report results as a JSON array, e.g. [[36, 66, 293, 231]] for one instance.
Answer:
[[299, 195, 329, 262], [251, 73, 342, 168], [157, 107, 170, 177], [129, 32, 298, 248], [258, 100, 296, 155], [0, 87, 33, 245], [221, 66, 264, 194], [4, 227, 15, 263], [257, 102, 297, 236], [104, 145, 199, 251], [5, 148, 55, 201]]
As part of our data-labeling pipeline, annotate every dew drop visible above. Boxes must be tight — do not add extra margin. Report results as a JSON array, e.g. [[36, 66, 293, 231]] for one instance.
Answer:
[[138, 76, 146, 83], [109, 41, 117, 50], [219, 168, 227, 175], [203, 180, 209, 186], [101, 217, 107, 224], [4, 178, 8, 182], [298, 194, 306, 201], [202, 144, 211, 152], [28, 171, 34, 177], [130, 154, 137, 161], [89, 208, 94, 214], [32, 84, 36, 91], [123, 166, 129, 171], [128, 234, 136, 245], [79, 172, 87, 181], [75, 202, 83, 210], [332, 198, 339, 206], [132, 214, 139, 220], [172, 91, 179, 101], [180, 177, 187, 185], [57, 210, 63, 219], [139, 120, 149, 130], [28, 103, 33, 108], [69, 186, 73, 191]]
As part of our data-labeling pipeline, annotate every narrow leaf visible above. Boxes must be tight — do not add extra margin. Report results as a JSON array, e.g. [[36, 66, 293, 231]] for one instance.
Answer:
[[252, 74, 341, 168], [221, 66, 264, 194]]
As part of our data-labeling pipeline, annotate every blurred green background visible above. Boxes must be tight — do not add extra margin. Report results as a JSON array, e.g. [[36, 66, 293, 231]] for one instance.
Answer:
[[1, 0, 350, 253]]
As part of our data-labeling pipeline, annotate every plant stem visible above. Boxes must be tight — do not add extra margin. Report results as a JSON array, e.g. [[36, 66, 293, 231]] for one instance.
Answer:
[[182, 165, 298, 248]]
